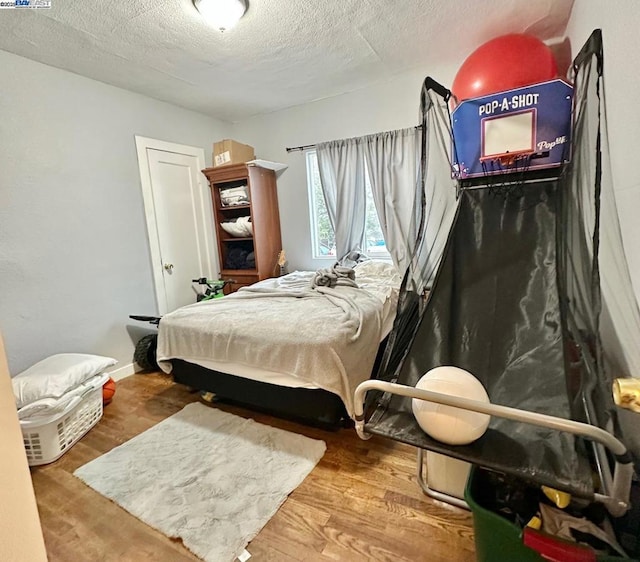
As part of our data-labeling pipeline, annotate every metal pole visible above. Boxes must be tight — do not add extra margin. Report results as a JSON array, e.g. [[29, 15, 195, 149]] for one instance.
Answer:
[[353, 379, 632, 515]]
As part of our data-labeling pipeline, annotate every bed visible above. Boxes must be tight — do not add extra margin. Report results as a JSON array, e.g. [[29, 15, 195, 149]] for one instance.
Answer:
[[157, 260, 401, 427]]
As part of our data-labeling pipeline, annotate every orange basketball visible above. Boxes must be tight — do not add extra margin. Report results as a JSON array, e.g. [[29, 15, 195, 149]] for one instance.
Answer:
[[102, 377, 116, 405]]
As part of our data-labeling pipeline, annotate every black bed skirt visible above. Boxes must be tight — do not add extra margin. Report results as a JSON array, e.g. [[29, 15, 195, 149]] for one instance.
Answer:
[[171, 359, 350, 430]]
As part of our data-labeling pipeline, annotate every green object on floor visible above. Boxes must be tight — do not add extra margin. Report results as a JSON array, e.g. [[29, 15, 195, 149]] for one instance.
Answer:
[[465, 467, 541, 562], [464, 467, 630, 562]]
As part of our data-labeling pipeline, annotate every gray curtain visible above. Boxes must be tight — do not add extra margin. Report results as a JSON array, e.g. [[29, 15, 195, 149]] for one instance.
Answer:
[[316, 138, 367, 259], [362, 128, 421, 273]]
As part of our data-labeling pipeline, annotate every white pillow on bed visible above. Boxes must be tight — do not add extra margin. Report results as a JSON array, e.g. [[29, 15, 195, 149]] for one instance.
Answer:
[[354, 260, 402, 301], [12, 353, 116, 409], [354, 259, 398, 279]]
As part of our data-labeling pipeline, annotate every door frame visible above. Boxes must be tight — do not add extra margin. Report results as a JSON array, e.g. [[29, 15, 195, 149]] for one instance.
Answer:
[[135, 135, 216, 315]]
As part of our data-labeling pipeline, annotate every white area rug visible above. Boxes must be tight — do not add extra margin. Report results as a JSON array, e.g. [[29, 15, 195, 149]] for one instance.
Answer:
[[74, 403, 326, 561]]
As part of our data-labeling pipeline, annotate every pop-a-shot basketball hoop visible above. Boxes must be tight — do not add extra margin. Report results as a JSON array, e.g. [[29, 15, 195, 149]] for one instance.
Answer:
[[452, 79, 573, 180]]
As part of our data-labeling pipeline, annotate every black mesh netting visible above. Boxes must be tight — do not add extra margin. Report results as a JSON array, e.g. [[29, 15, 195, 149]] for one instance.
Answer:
[[364, 30, 635, 498]]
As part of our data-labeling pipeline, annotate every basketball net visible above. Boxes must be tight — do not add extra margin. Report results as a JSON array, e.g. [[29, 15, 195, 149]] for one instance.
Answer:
[[480, 151, 533, 199]]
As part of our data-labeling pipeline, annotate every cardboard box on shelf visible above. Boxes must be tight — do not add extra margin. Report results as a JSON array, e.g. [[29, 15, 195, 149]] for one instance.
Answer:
[[213, 139, 255, 167]]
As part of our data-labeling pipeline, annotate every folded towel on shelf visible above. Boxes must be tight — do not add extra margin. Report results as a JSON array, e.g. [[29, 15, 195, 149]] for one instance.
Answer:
[[310, 266, 358, 289], [219, 186, 249, 206]]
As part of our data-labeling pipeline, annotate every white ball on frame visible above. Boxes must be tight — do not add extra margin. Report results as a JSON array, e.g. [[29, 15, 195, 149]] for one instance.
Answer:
[[412, 366, 491, 445]]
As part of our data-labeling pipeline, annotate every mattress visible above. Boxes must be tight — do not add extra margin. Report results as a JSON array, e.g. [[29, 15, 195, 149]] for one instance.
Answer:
[[157, 261, 401, 416]]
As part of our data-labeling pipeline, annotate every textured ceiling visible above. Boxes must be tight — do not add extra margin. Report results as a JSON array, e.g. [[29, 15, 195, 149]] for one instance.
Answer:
[[0, 0, 574, 122]]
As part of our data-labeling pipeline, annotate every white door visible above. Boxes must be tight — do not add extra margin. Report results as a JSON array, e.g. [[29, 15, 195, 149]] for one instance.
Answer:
[[136, 137, 217, 314]]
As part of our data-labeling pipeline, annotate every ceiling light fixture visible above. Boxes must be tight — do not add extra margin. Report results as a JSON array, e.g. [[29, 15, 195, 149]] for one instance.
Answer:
[[193, 0, 247, 32]]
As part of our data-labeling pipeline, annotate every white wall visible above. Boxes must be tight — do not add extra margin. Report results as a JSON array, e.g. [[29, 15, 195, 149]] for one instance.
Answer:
[[0, 50, 230, 374], [231, 63, 455, 271], [566, 1, 640, 304]]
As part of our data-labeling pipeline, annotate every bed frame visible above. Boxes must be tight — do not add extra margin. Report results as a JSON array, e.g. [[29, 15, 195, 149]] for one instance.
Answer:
[[171, 359, 349, 429]]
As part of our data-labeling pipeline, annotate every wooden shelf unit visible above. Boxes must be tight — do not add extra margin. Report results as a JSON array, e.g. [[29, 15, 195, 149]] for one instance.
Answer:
[[202, 163, 282, 293]]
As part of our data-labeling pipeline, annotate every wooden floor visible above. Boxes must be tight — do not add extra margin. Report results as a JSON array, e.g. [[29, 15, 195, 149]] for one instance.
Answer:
[[31, 373, 476, 562]]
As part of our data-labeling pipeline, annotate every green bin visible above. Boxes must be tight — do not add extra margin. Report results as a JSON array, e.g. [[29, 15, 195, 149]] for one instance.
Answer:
[[465, 467, 541, 562], [464, 466, 630, 562]]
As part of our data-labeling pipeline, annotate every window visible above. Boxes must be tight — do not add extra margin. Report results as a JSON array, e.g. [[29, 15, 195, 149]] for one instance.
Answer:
[[307, 151, 336, 258], [306, 150, 389, 260]]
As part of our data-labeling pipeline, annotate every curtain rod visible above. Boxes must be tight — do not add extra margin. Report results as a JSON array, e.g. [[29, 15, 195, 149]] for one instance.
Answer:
[[286, 144, 317, 153], [285, 125, 423, 153]]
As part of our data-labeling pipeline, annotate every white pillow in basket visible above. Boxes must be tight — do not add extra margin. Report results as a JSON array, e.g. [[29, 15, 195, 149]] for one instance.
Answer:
[[12, 353, 117, 409]]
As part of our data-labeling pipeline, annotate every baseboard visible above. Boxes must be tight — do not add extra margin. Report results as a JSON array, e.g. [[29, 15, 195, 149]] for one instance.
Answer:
[[108, 362, 136, 382]]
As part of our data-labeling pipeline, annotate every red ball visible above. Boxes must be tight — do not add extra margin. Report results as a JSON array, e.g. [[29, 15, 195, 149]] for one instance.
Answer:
[[452, 34, 558, 102], [102, 377, 116, 405]]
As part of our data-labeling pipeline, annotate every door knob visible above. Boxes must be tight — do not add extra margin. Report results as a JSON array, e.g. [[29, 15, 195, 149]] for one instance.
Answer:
[[164, 263, 174, 272]]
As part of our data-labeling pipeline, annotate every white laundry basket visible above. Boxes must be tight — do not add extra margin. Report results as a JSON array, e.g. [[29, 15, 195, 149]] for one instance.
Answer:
[[20, 378, 106, 466]]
